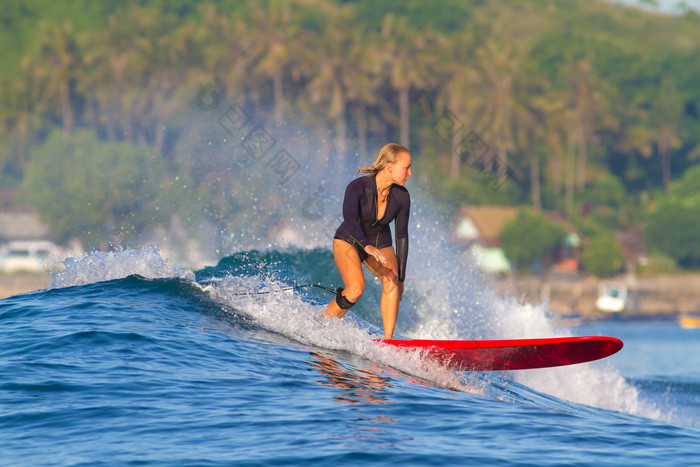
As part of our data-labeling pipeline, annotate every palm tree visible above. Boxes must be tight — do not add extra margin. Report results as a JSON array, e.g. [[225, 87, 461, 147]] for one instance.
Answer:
[[303, 16, 351, 156], [198, 3, 255, 104], [433, 31, 482, 180], [249, 0, 301, 124], [345, 33, 383, 167], [1, 65, 42, 175], [303, 6, 381, 163], [472, 39, 536, 187], [147, 12, 207, 157], [24, 20, 78, 135], [562, 55, 614, 190], [651, 76, 683, 192], [523, 83, 570, 212], [610, 101, 654, 181], [380, 14, 437, 148], [91, 5, 196, 156], [78, 10, 144, 143]]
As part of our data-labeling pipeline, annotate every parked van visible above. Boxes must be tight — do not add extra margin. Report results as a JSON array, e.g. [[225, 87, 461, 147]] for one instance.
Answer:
[[0, 240, 66, 273]]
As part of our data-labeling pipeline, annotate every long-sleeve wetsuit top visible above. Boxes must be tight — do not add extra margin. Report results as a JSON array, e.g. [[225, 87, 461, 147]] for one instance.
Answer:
[[333, 174, 410, 282]]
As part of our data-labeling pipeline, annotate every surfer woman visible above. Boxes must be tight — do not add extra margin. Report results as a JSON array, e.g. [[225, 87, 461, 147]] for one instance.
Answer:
[[324, 143, 412, 339]]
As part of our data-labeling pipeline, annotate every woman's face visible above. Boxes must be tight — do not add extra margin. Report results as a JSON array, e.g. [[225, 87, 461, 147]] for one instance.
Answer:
[[389, 151, 412, 186]]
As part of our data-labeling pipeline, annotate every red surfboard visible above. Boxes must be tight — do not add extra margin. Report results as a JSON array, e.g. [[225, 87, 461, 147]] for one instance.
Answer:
[[375, 336, 623, 371]]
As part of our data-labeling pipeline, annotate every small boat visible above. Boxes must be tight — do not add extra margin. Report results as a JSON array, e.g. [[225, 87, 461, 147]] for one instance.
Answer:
[[678, 313, 700, 329], [595, 282, 627, 313]]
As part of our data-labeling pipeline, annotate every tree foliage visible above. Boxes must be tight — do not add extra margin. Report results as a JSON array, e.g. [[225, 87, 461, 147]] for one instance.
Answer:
[[1, 0, 699, 262], [19, 130, 166, 250], [499, 209, 567, 271], [580, 232, 625, 277], [645, 166, 700, 267]]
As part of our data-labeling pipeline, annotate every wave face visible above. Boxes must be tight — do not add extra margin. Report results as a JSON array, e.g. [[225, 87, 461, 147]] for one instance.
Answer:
[[1, 246, 699, 465]]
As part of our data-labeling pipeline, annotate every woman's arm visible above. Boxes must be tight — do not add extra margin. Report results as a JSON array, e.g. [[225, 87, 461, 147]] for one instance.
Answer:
[[394, 193, 410, 283]]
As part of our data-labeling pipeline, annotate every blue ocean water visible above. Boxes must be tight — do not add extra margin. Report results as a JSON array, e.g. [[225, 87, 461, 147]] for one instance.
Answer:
[[1, 247, 699, 466]]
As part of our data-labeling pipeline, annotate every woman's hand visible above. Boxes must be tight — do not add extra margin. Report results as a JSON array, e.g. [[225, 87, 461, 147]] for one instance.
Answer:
[[364, 245, 387, 265]]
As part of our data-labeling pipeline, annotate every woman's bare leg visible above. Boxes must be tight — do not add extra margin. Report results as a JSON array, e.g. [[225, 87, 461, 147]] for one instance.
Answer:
[[364, 247, 400, 338], [324, 239, 365, 318]]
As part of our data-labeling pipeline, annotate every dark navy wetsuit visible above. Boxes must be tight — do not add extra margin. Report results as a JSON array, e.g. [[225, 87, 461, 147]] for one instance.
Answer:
[[333, 175, 410, 282]]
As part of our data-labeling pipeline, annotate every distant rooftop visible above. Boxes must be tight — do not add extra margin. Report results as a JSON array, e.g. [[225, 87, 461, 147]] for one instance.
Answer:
[[0, 188, 52, 241], [0, 188, 17, 211]]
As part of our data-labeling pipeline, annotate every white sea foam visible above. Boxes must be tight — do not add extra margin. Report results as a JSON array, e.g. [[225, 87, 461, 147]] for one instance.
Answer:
[[192, 179, 665, 421], [344, 186, 664, 422], [47, 245, 195, 289], [43, 211, 664, 421], [408, 264, 663, 421], [202, 273, 487, 394]]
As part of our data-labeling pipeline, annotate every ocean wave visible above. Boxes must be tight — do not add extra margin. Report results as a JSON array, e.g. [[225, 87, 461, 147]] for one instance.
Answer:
[[19, 244, 675, 426], [48, 245, 196, 289]]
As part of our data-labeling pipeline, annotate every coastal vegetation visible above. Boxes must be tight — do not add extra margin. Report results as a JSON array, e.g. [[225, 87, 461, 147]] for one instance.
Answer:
[[1, 0, 699, 274]]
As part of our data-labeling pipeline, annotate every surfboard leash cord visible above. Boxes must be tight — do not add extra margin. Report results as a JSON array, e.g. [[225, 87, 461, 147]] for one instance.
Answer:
[[230, 283, 337, 296]]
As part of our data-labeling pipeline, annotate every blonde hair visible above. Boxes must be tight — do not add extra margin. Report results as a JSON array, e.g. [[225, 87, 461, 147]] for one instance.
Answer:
[[357, 143, 409, 175]]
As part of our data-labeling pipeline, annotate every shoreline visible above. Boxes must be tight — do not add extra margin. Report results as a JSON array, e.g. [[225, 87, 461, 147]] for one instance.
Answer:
[[490, 273, 700, 316], [0, 273, 53, 299]]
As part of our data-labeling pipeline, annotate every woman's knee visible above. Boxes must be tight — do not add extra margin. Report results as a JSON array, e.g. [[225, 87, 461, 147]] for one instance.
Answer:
[[380, 272, 399, 292], [342, 284, 364, 303]]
